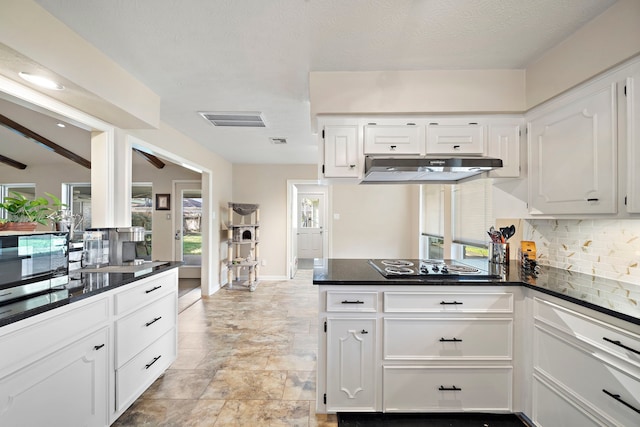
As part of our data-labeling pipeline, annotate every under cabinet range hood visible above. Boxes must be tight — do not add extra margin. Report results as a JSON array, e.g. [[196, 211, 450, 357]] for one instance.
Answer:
[[362, 156, 503, 184]]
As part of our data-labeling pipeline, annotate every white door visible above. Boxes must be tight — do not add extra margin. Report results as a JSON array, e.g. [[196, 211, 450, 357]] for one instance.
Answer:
[[174, 181, 202, 278], [297, 193, 324, 260]]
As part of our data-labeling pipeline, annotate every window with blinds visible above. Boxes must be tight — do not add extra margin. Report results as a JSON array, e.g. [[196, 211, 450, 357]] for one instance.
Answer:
[[452, 179, 492, 247], [421, 184, 444, 237]]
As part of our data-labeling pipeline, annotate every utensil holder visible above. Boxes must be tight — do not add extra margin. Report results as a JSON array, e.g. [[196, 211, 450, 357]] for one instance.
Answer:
[[489, 242, 509, 264]]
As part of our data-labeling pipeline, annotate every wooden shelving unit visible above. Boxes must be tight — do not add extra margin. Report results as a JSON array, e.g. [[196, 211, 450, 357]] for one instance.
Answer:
[[226, 202, 259, 291]]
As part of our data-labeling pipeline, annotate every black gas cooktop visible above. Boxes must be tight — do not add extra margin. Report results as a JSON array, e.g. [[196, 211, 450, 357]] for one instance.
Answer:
[[368, 259, 500, 280]]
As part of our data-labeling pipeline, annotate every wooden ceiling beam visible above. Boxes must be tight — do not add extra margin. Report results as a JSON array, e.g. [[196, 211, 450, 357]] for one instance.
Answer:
[[0, 113, 91, 169], [133, 148, 165, 169], [0, 154, 27, 170]]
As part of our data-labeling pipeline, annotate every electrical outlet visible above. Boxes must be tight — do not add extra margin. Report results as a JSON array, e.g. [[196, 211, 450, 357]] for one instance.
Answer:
[[261, 259, 267, 266]]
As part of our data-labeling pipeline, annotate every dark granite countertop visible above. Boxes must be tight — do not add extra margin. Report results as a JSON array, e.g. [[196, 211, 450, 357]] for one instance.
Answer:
[[0, 261, 182, 328], [313, 259, 640, 326]]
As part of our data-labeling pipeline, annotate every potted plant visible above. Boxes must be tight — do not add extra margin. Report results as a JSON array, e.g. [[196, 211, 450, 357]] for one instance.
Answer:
[[0, 191, 66, 232]]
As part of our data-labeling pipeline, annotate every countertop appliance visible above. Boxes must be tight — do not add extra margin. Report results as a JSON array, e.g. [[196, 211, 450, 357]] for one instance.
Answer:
[[368, 259, 501, 280], [0, 232, 69, 305]]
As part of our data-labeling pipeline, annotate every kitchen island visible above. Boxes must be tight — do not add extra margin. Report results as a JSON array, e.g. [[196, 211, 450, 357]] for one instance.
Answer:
[[0, 261, 181, 426], [313, 259, 640, 426]]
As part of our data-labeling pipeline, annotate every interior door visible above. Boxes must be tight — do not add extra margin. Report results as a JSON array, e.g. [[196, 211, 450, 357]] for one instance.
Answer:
[[174, 181, 202, 278], [297, 193, 324, 260]]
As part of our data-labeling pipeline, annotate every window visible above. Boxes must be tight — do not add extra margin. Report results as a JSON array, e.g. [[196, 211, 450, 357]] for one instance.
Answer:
[[0, 184, 36, 220], [420, 184, 445, 259], [452, 179, 492, 258], [420, 179, 493, 259]]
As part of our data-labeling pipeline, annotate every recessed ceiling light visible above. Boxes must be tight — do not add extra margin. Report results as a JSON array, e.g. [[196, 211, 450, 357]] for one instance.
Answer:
[[18, 72, 65, 90], [56, 122, 66, 128]]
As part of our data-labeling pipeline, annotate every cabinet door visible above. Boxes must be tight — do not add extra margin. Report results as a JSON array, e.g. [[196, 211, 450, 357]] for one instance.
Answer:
[[0, 328, 108, 427], [363, 125, 421, 154], [626, 71, 640, 213], [426, 124, 484, 155], [323, 125, 361, 178], [326, 318, 377, 411], [488, 124, 520, 178], [528, 83, 617, 214]]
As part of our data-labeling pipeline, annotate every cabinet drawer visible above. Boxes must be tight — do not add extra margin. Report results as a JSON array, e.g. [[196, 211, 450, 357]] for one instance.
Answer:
[[426, 125, 484, 155], [116, 293, 176, 367], [534, 298, 640, 368], [115, 328, 176, 412], [532, 375, 604, 427], [364, 125, 421, 154], [534, 325, 640, 427], [0, 297, 109, 373], [384, 292, 513, 313], [383, 366, 512, 412], [326, 291, 378, 312], [114, 269, 177, 315], [384, 318, 512, 360]]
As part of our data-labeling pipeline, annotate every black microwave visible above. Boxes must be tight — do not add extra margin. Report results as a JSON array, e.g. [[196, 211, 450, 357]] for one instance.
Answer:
[[0, 232, 69, 298]]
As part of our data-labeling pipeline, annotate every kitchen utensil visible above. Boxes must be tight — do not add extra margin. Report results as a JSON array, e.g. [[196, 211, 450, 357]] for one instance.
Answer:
[[488, 242, 509, 264]]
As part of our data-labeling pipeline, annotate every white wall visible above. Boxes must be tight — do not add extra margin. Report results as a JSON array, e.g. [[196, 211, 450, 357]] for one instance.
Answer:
[[330, 184, 420, 259], [232, 164, 318, 278], [525, 0, 640, 108]]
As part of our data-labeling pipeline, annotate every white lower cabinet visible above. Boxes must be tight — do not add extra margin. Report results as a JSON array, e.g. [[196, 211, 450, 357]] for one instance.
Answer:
[[529, 296, 640, 426], [383, 366, 512, 412], [116, 329, 176, 412], [318, 286, 516, 415], [0, 327, 109, 427], [532, 375, 604, 427], [0, 268, 179, 427], [326, 317, 377, 411]]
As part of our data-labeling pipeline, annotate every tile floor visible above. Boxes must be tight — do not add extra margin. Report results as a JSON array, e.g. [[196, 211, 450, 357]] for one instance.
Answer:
[[112, 269, 337, 426]]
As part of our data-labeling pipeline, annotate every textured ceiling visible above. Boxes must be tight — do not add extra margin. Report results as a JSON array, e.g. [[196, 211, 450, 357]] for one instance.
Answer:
[[30, 0, 616, 165]]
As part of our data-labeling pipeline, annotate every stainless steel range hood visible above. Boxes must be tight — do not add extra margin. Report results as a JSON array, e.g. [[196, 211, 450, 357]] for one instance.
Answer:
[[362, 156, 503, 184]]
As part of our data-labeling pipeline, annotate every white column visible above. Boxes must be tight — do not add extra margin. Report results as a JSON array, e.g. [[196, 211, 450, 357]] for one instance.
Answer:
[[90, 128, 131, 227]]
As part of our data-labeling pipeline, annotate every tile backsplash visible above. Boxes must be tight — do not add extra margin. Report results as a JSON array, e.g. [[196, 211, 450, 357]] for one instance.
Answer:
[[523, 219, 640, 285]]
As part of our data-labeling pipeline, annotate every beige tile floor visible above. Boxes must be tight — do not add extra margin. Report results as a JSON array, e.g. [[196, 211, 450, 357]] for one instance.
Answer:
[[112, 270, 337, 427]]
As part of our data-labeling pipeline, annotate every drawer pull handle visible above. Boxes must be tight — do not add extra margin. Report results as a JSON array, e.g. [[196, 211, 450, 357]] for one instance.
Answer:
[[453, 145, 461, 150], [145, 355, 162, 369], [145, 285, 162, 294], [439, 385, 462, 391], [587, 198, 599, 202], [390, 145, 397, 150], [145, 316, 162, 327], [341, 300, 364, 304], [439, 337, 462, 342], [94, 344, 105, 351], [602, 389, 640, 414], [360, 329, 368, 334], [440, 301, 463, 305], [603, 337, 640, 355]]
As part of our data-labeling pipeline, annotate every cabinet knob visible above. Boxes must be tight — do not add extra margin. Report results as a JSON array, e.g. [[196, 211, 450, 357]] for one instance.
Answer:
[[349, 164, 356, 168]]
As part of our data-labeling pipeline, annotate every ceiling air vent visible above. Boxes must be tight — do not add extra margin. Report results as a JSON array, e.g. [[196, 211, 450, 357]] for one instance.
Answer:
[[199, 111, 265, 127], [269, 137, 287, 145]]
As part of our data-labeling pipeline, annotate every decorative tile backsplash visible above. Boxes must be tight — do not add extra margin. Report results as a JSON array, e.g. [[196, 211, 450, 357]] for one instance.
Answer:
[[523, 219, 640, 285]]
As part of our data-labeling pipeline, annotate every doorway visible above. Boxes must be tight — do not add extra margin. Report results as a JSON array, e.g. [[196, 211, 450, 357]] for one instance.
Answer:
[[174, 181, 202, 296], [287, 181, 329, 279]]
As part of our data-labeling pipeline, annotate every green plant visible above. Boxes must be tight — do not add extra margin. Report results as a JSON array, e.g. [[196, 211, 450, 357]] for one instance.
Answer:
[[0, 191, 66, 225]]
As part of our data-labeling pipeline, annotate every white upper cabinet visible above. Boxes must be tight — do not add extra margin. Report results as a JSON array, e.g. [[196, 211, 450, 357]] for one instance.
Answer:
[[527, 81, 617, 215], [363, 124, 421, 155], [426, 123, 485, 155], [488, 123, 521, 178], [626, 69, 640, 213], [323, 124, 362, 178]]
